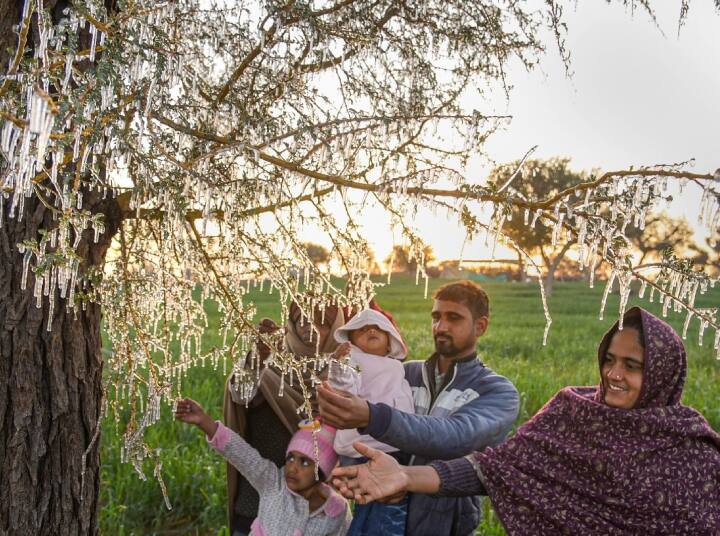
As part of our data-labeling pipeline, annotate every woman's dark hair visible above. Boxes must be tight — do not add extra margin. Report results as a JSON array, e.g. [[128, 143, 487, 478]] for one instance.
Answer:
[[317, 468, 326, 482]]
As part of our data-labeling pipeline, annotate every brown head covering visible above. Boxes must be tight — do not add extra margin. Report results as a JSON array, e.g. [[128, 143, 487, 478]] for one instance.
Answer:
[[223, 301, 345, 529], [284, 301, 342, 357]]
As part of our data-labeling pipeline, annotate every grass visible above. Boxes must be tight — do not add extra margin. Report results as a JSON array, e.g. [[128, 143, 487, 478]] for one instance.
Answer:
[[99, 276, 720, 534]]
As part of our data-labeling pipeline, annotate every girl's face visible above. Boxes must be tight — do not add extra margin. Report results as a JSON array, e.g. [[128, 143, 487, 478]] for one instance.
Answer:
[[601, 328, 645, 409], [350, 324, 390, 356], [284, 450, 320, 492]]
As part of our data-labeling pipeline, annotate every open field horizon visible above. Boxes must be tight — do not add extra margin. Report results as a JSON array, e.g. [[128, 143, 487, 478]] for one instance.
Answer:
[[100, 277, 720, 535]]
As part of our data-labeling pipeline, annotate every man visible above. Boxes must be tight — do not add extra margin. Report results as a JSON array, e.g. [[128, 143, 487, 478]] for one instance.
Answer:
[[318, 280, 519, 536]]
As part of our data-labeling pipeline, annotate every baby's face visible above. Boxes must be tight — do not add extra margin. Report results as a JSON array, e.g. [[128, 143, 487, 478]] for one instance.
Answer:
[[349, 325, 390, 356]]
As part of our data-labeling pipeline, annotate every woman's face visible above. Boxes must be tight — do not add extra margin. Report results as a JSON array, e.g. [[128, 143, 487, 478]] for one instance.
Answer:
[[601, 328, 645, 409]]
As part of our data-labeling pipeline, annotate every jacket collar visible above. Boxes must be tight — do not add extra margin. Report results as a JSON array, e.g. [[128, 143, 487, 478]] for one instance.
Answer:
[[424, 352, 483, 400], [425, 351, 482, 373]]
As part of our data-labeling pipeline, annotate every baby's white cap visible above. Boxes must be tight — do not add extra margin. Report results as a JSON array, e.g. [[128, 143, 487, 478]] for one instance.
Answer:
[[334, 309, 407, 360]]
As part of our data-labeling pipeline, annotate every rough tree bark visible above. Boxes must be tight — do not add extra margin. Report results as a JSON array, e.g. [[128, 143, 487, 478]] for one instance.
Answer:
[[0, 0, 121, 532], [0, 193, 122, 535]]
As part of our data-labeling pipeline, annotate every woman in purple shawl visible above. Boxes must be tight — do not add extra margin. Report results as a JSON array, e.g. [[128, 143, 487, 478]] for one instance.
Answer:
[[332, 307, 720, 534]]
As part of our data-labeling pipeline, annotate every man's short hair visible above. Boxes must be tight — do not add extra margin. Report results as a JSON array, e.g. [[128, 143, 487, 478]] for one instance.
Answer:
[[433, 280, 490, 319]]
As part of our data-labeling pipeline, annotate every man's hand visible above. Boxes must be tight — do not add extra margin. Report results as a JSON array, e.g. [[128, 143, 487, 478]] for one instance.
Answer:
[[317, 381, 370, 429], [331, 442, 409, 504]]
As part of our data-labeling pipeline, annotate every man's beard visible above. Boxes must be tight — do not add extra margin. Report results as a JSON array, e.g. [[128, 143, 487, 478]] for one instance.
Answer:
[[434, 334, 461, 356]]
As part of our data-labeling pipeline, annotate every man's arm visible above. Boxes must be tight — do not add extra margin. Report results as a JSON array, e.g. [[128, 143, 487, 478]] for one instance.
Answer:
[[362, 373, 519, 459]]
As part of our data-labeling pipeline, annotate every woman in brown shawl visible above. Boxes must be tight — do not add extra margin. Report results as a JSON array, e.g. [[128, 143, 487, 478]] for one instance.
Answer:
[[332, 307, 720, 535], [223, 301, 345, 536]]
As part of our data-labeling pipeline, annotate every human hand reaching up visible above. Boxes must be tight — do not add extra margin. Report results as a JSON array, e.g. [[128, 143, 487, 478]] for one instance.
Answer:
[[174, 397, 218, 438]]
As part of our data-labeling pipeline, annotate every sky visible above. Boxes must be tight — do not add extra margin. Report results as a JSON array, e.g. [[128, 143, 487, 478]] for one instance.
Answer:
[[304, 2, 720, 264]]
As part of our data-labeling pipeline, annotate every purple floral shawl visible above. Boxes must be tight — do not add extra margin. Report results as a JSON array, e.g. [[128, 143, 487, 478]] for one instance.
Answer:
[[474, 307, 720, 535]]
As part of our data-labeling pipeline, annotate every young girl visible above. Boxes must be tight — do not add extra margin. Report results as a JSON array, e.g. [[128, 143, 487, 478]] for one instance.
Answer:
[[329, 308, 414, 536], [175, 398, 351, 536]]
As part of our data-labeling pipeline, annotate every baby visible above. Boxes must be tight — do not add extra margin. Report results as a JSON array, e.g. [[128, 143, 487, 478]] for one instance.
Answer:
[[329, 308, 414, 536], [175, 399, 351, 536]]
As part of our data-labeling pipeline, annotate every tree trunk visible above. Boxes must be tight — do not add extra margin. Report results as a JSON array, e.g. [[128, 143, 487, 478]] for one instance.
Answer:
[[540, 247, 554, 296], [544, 267, 555, 296], [516, 251, 526, 283], [542, 242, 574, 297], [0, 0, 117, 532], [0, 193, 121, 534]]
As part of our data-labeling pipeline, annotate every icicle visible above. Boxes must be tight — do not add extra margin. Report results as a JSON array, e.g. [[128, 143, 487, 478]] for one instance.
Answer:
[[599, 270, 617, 320], [530, 209, 541, 228], [537, 275, 552, 346], [21, 249, 32, 290], [682, 311, 694, 340], [698, 318, 708, 346], [551, 213, 564, 246], [73, 127, 81, 159], [490, 213, 506, 259], [47, 288, 55, 331], [616, 272, 633, 328], [89, 25, 98, 62], [662, 294, 672, 317]]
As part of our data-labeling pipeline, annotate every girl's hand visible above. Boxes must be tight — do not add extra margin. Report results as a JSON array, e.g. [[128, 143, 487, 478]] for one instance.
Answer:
[[174, 398, 217, 438]]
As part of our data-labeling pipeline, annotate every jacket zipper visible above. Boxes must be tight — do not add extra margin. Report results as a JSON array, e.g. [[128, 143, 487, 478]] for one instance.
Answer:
[[409, 361, 460, 466]]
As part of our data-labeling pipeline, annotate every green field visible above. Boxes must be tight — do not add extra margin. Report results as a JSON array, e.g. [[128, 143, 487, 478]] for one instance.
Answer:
[[99, 277, 720, 535]]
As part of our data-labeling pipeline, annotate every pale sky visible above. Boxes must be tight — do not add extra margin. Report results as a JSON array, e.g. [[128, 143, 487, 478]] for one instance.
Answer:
[[304, 2, 720, 264]]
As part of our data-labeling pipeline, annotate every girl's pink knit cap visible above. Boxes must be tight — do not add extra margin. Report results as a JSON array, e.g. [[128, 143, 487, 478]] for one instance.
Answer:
[[286, 419, 338, 479]]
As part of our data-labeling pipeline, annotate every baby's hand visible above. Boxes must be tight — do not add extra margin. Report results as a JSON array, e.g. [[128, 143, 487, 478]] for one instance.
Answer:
[[333, 342, 351, 360]]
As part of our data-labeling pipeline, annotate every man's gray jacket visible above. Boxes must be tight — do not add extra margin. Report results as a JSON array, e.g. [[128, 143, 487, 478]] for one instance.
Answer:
[[361, 353, 519, 536]]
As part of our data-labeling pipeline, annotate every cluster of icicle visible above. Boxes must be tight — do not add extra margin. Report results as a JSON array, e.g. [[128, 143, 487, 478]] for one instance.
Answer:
[[484, 165, 720, 354], [3, 0, 720, 511]]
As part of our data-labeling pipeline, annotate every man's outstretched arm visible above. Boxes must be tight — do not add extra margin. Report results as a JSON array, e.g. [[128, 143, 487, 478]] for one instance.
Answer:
[[366, 374, 519, 459], [318, 374, 519, 459]]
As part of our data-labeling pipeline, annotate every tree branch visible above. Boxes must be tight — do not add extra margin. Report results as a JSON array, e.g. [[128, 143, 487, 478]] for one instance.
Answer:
[[149, 114, 716, 212], [116, 185, 334, 221]]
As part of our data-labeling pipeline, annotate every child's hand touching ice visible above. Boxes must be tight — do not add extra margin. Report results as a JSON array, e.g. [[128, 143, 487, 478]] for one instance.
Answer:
[[174, 397, 218, 438]]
